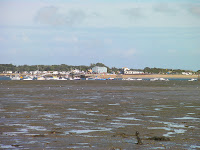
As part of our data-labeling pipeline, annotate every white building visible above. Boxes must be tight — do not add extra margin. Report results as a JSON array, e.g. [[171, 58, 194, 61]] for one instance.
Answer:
[[182, 72, 192, 75], [92, 66, 107, 74], [30, 70, 42, 75], [124, 70, 144, 75], [122, 67, 144, 75], [72, 69, 81, 74], [3, 71, 12, 74]]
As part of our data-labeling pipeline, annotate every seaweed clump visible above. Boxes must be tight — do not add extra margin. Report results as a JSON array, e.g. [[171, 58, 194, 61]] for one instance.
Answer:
[[149, 136, 170, 141]]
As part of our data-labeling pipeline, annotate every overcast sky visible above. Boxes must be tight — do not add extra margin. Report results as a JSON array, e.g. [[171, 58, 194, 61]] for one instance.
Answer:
[[0, 0, 200, 70]]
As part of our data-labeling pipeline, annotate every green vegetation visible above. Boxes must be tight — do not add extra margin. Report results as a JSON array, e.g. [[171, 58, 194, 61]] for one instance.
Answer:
[[0, 63, 198, 74], [143, 67, 195, 74]]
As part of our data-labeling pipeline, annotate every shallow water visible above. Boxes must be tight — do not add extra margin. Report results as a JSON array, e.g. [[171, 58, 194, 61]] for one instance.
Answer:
[[0, 80, 200, 149]]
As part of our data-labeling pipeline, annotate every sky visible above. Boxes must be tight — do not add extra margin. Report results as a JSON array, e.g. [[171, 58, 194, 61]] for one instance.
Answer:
[[0, 0, 200, 71]]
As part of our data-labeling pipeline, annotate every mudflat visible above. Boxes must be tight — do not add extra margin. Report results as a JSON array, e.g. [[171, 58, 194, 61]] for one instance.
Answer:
[[0, 80, 200, 149]]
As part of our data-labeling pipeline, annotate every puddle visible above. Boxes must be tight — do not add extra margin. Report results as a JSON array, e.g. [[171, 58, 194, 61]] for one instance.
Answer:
[[67, 108, 77, 111], [162, 122, 186, 128], [111, 122, 140, 128], [25, 105, 43, 108], [145, 116, 159, 118], [3, 132, 20, 136], [150, 147, 165, 149], [0, 144, 17, 149], [66, 117, 84, 120], [108, 103, 120, 106], [17, 128, 28, 133], [28, 141, 38, 144], [163, 129, 186, 137], [65, 127, 112, 134], [55, 123, 70, 127], [163, 132, 175, 137], [150, 121, 192, 128], [123, 112, 136, 116], [184, 106, 199, 108], [77, 111, 108, 116], [68, 145, 95, 149], [174, 117, 199, 120], [116, 117, 141, 121], [187, 113, 195, 115], [90, 111, 99, 113], [26, 125, 47, 131], [83, 102, 93, 104], [76, 143, 90, 145], [154, 108, 162, 111], [190, 145, 200, 149], [148, 127, 171, 131], [79, 120, 95, 124], [173, 129, 186, 134], [40, 114, 60, 118]]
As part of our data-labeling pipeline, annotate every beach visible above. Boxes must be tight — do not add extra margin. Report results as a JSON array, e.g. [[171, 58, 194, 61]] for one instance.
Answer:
[[0, 80, 200, 149]]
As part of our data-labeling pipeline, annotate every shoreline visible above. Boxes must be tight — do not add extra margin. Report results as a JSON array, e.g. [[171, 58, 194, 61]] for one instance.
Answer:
[[0, 74, 199, 80], [87, 74, 199, 79]]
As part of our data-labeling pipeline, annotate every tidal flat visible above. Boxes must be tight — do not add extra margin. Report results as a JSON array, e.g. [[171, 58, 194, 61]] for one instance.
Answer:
[[0, 80, 200, 149]]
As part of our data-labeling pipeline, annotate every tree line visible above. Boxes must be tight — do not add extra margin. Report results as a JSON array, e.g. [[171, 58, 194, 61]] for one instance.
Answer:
[[0, 63, 199, 74]]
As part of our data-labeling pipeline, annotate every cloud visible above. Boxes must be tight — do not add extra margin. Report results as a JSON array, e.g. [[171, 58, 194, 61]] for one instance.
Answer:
[[122, 7, 145, 20], [54, 36, 79, 43], [1, 1, 199, 28], [35, 6, 86, 26], [13, 32, 30, 42], [189, 6, 200, 16], [0, 37, 5, 42], [123, 49, 137, 57], [109, 48, 137, 58], [153, 3, 178, 15], [168, 49, 177, 54]]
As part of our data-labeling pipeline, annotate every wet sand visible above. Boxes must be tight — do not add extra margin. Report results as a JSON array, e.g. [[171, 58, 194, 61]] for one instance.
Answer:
[[0, 80, 200, 149]]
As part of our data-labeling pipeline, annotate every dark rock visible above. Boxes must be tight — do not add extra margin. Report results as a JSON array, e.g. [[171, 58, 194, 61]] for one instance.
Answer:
[[136, 131, 143, 145], [32, 134, 45, 137]]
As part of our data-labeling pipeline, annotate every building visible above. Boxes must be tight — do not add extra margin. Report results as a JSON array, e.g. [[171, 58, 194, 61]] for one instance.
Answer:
[[3, 71, 12, 74], [182, 72, 193, 75], [92, 66, 107, 74], [124, 70, 144, 75], [87, 69, 92, 74], [122, 67, 144, 75]]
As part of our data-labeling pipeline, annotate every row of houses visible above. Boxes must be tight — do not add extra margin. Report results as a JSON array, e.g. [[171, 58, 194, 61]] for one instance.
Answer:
[[2, 66, 195, 75], [2, 66, 108, 75]]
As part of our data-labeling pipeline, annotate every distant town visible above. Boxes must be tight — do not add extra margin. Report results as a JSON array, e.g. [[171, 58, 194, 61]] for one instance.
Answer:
[[0, 63, 199, 81]]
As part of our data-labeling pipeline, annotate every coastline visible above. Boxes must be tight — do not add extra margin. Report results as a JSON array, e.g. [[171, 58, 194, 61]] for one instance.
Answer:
[[87, 74, 199, 79]]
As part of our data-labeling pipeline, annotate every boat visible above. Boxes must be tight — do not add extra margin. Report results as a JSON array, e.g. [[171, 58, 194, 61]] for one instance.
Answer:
[[150, 78, 169, 81], [23, 77, 33, 80], [10, 76, 20, 80], [58, 77, 68, 80], [150, 78, 159, 81], [74, 77, 81, 80], [137, 78, 143, 81], [87, 78, 95, 80], [37, 77, 46, 80], [188, 78, 197, 81]]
